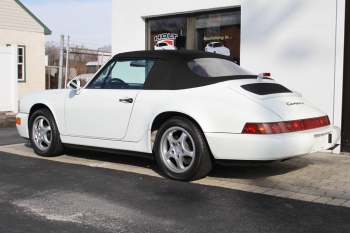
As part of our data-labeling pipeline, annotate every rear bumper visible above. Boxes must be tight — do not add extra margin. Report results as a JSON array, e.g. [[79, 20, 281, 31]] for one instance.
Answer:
[[16, 113, 29, 139], [205, 125, 340, 160]]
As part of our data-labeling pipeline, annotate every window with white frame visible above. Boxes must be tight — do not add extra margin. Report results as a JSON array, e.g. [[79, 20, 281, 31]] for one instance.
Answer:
[[18, 46, 25, 81]]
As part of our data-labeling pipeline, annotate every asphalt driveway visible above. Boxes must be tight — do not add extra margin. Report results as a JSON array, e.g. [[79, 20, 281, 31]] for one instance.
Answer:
[[1, 151, 350, 233]]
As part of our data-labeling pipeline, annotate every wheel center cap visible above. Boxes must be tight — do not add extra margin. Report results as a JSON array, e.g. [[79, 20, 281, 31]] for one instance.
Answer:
[[175, 146, 181, 154]]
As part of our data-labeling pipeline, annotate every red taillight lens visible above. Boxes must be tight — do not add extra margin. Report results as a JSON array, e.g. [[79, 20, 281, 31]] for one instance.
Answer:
[[242, 123, 263, 134], [242, 116, 330, 134]]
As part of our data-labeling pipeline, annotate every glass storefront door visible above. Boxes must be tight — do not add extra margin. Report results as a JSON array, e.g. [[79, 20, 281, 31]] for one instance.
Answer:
[[149, 17, 187, 50], [195, 11, 241, 64], [146, 8, 241, 64]]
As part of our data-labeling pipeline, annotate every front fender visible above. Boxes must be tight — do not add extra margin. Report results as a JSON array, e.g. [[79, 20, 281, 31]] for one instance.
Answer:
[[19, 89, 71, 135]]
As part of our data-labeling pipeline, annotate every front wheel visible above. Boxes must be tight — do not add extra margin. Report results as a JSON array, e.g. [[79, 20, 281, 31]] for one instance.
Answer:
[[29, 109, 64, 157], [154, 117, 212, 181]]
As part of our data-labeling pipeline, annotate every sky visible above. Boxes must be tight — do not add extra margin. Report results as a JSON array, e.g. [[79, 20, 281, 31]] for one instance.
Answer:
[[20, 0, 111, 48]]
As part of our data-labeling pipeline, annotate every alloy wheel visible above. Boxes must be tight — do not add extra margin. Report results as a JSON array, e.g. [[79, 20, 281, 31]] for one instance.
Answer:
[[160, 126, 195, 173]]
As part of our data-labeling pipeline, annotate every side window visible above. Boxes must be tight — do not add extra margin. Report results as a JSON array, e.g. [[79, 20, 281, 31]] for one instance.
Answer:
[[87, 60, 117, 89], [7, 44, 26, 82], [18, 46, 25, 82], [102, 59, 155, 89]]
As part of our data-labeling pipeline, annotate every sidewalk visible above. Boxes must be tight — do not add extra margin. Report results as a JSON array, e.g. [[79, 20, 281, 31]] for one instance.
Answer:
[[0, 112, 16, 128], [197, 152, 350, 207]]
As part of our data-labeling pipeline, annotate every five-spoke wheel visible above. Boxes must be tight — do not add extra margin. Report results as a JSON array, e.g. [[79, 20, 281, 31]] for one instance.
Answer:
[[160, 126, 195, 173], [32, 116, 52, 151], [29, 109, 64, 157], [154, 117, 212, 181]]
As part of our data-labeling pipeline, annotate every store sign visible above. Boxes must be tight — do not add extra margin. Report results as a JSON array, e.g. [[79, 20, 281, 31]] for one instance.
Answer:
[[154, 33, 178, 41], [203, 35, 233, 41]]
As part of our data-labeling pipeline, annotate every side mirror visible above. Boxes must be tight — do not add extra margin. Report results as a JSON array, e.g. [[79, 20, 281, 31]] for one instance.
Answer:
[[67, 78, 81, 94], [67, 78, 80, 89]]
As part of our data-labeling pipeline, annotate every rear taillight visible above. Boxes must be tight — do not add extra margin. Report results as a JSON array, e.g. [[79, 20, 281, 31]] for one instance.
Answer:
[[242, 116, 330, 134]]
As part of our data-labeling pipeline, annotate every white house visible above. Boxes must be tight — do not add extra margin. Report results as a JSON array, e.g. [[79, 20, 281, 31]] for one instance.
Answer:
[[112, 0, 350, 153], [0, 0, 51, 112]]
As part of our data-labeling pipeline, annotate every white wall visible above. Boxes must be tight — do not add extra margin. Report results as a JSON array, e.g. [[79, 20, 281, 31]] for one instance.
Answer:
[[112, 0, 346, 151], [0, 45, 18, 112]]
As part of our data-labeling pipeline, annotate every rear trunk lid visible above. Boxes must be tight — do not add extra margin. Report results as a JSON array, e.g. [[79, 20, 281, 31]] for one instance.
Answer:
[[227, 80, 327, 121]]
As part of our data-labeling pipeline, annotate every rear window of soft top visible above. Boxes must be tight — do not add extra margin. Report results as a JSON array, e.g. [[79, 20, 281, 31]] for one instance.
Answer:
[[188, 58, 253, 77]]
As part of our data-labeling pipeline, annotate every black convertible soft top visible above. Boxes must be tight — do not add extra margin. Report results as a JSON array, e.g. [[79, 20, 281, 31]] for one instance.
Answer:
[[113, 50, 257, 90]]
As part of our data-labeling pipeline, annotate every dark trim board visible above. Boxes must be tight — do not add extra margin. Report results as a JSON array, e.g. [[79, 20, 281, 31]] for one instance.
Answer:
[[342, 0, 350, 152]]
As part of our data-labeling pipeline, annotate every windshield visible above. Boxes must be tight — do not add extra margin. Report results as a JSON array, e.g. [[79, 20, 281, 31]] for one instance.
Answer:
[[188, 58, 253, 77]]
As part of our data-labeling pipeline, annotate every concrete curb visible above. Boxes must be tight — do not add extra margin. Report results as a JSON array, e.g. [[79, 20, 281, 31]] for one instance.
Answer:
[[0, 115, 16, 128]]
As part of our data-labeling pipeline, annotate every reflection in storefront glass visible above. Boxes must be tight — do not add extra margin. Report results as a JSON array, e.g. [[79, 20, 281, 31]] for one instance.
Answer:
[[149, 17, 187, 50], [196, 11, 241, 64]]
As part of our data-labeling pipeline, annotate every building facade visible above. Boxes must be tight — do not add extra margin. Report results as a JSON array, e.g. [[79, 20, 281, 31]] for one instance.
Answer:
[[112, 0, 349, 153], [0, 0, 51, 100]]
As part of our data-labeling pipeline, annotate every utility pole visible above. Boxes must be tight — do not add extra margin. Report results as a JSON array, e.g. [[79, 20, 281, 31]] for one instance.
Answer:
[[58, 34, 64, 89], [64, 35, 70, 88]]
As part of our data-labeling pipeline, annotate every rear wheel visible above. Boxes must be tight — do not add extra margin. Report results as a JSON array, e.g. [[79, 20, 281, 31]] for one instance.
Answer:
[[154, 117, 212, 181], [29, 109, 64, 157]]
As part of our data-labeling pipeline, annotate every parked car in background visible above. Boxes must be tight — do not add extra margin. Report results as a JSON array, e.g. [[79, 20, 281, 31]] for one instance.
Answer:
[[205, 42, 230, 56], [16, 50, 340, 181]]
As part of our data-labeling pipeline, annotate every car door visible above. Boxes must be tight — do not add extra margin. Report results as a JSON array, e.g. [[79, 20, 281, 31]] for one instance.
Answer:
[[64, 58, 155, 140]]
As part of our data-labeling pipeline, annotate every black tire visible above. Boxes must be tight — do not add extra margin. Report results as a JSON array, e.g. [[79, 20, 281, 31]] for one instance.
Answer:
[[154, 117, 212, 181], [29, 108, 64, 157]]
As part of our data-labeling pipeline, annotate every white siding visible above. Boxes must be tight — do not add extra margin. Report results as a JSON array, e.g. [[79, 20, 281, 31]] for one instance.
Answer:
[[0, 0, 43, 33]]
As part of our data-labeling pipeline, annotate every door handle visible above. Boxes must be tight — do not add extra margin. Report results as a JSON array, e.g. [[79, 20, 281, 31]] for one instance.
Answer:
[[119, 98, 133, 103]]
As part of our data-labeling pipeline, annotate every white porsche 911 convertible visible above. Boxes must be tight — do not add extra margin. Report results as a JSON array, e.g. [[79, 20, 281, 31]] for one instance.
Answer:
[[16, 50, 340, 181], [205, 42, 230, 56]]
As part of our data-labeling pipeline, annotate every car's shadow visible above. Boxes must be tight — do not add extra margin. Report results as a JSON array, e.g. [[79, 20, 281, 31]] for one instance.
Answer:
[[25, 142, 312, 181], [63, 147, 164, 174], [25, 142, 159, 170], [209, 157, 311, 180]]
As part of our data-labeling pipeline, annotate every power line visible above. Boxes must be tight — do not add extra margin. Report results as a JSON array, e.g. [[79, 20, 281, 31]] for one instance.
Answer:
[[69, 40, 110, 48], [69, 40, 104, 45], [70, 37, 110, 45]]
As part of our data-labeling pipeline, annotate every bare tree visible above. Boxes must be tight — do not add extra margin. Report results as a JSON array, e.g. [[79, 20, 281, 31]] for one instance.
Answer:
[[45, 41, 60, 66], [68, 44, 99, 76]]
